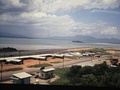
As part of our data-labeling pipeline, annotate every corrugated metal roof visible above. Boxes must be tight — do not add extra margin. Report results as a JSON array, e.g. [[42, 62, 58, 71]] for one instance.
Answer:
[[43, 68, 55, 72], [54, 54, 64, 57], [13, 72, 32, 79], [0, 58, 5, 61], [6, 58, 21, 62], [0, 54, 53, 61]]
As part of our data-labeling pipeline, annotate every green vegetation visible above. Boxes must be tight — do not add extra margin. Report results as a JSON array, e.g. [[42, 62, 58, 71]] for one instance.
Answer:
[[27, 63, 53, 68], [3, 67, 23, 72], [50, 61, 62, 64], [81, 48, 108, 55], [50, 62, 120, 87], [50, 68, 69, 85], [0, 47, 17, 52]]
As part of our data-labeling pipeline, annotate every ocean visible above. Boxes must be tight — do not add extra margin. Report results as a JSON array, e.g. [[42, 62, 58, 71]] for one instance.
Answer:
[[0, 37, 120, 50]]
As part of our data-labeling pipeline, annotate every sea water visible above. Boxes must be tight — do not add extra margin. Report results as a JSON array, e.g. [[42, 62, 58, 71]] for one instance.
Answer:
[[0, 37, 120, 50]]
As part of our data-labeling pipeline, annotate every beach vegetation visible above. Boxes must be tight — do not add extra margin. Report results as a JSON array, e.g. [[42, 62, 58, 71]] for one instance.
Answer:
[[50, 68, 69, 85], [50, 62, 120, 87], [50, 61, 62, 64], [80, 48, 108, 55], [91, 48, 109, 55], [27, 63, 53, 68], [0, 47, 18, 52]]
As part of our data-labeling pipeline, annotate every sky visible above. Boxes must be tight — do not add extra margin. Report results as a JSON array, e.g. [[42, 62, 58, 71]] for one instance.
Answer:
[[0, 0, 120, 39]]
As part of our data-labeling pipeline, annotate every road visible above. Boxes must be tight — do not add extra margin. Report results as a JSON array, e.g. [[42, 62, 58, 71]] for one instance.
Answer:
[[0, 55, 108, 82]]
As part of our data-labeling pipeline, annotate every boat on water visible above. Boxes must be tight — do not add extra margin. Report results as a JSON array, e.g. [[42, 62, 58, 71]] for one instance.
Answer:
[[72, 40, 84, 43]]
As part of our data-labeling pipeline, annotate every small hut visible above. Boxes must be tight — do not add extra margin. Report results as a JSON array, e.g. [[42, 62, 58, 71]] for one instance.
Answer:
[[39, 68, 55, 79], [11, 72, 32, 84]]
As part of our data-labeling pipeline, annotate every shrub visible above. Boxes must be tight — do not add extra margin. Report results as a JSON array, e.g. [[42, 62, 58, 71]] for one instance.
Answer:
[[27, 63, 53, 68], [3, 67, 23, 72]]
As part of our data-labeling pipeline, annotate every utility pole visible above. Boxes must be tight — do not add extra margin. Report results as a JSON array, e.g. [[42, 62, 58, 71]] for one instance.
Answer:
[[63, 55, 65, 69], [19, 50, 23, 64], [0, 60, 5, 83], [1, 51, 5, 82], [0, 51, 6, 83], [38, 55, 40, 65], [91, 54, 93, 62], [0, 62, 3, 82], [19, 50, 21, 58], [39, 58, 40, 65], [4, 51, 5, 60]]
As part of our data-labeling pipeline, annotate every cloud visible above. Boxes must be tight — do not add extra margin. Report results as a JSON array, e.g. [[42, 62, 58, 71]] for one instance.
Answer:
[[71, 21, 119, 36], [23, 0, 120, 12], [0, 0, 26, 13], [0, 0, 120, 38], [100, 26, 118, 35], [84, 0, 120, 9], [0, 10, 119, 38], [91, 9, 120, 15], [0, 0, 120, 14], [0, 0, 25, 8], [0, 11, 48, 25], [0, 11, 76, 37], [35, 20, 119, 38]]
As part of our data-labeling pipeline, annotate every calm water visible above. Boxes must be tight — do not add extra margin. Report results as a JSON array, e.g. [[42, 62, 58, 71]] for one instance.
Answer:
[[0, 37, 120, 50]]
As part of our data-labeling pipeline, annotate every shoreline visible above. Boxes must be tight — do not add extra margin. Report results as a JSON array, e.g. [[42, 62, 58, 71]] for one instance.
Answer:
[[0, 47, 99, 57], [1, 47, 120, 57]]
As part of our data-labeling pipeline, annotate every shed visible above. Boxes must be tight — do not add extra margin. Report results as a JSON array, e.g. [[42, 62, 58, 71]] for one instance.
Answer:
[[110, 58, 119, 65], [11, 72, 32, 84], [39, 68, 55, 79], [53, 54, 64, 59], [5, 58, 23, 64]]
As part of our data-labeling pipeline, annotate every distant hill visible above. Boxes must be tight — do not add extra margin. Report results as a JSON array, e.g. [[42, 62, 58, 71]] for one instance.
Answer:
[[0, 31, 32, 39], [73, 35, 120, 44], [0, 32, 120, 44], [50, 35, 120, 44], [97, 38, 120, 44], [73, 35, 98, 42]]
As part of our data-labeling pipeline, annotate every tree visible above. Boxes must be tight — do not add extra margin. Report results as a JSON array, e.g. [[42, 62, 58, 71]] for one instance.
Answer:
[[69, 76, 81, 85], [112, 73, 120, 87], [99, 72, 113, 87], [52, 63, 120, 87], [80, 66, 94, 75], [99, 72, 120, 87], [93, 62, 109, 75], [79, 74, 98, 86], [66, 65, 82, 78], [0, 47, 17, 52]]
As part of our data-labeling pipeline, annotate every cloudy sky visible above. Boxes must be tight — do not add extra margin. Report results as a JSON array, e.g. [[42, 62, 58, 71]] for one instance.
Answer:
[[0, 0, 120, 39]]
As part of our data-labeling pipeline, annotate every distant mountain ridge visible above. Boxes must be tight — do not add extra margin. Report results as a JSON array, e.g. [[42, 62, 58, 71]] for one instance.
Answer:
[[0, 31, 32, 39], [0, 32, 120, 44], [50, 35, 120, 44], [73, 35, 120, 44]]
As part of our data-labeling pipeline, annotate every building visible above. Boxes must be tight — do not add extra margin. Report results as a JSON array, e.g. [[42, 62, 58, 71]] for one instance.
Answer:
[[39, 68, 55, 79], [11, 72, 32, 84], [110, 58, 119, 65], [5, 58, 23, 64]]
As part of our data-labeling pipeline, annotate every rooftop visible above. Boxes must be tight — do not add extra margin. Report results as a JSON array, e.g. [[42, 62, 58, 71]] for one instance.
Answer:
[[43, 68, 55, 72], [13, 72, 32, 79]]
